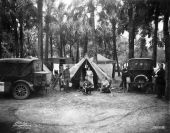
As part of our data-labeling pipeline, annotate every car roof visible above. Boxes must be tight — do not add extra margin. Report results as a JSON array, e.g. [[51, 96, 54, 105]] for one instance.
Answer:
[[0, 58, 40, 63]]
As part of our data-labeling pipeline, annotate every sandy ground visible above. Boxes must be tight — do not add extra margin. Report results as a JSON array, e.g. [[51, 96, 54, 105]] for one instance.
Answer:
[[0, 75, 170, 133], [0, 89, 170, 133]]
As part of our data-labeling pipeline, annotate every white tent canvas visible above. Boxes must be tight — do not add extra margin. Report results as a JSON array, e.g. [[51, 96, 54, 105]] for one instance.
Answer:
[[70, 56, 111, 83], [90, 54, 115, 64], [97, 64, 113, 78], [90, 54, 114, 78]]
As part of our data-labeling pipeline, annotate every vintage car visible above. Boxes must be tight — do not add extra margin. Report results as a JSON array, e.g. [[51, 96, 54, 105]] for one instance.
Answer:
[[127, 58, 154, 92], [0, 58, 50, 99]]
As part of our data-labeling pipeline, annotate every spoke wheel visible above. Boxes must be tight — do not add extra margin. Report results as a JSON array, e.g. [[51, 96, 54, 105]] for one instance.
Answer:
[[13, 82, 30, 100]]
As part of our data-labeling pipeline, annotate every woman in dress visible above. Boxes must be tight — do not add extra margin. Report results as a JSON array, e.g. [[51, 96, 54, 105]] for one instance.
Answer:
[[86, 67, 94, 88]]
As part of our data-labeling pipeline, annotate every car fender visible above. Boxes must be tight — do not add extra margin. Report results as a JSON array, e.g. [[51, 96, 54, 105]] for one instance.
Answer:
[[14, 80, 34, 91]]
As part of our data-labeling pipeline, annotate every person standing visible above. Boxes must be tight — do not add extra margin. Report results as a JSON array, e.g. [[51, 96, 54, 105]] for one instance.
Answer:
[[120, 68, 128, 92], [86, 67, 94, 88], [63, 64, 70, 92], [51, 70, 59, 90], [59, 65, 64, 91], [155, 63, 165, 98]]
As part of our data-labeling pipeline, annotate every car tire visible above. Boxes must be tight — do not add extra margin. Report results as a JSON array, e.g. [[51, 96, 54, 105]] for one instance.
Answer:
[[12, 82, 30, 100]]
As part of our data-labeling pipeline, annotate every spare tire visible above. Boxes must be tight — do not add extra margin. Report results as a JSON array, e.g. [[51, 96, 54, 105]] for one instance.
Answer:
[[134, 75, 148, 83], [134, 75, 149, 89]]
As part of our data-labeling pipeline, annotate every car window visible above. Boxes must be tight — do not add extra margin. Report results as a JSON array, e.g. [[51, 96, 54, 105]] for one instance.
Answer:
[[144, 62, 149, 69], [128, 59, 153, 70], [140, 62, 143, 67]]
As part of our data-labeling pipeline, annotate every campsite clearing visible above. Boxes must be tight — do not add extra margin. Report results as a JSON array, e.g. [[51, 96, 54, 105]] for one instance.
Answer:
[[0, 90, 170, 133]]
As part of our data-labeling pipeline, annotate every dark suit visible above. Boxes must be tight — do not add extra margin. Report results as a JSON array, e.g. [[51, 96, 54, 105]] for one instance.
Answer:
[[121, 68, 128, 89], [63, 68, 70, 92], [156, 68, 165, 98]]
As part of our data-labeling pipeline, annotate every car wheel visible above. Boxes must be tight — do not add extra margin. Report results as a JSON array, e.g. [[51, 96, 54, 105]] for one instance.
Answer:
[[12, 82, 30, 100]]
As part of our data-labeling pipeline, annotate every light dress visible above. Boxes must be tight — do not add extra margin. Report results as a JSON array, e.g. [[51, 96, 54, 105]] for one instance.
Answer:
[[86, 70, 94, 87]]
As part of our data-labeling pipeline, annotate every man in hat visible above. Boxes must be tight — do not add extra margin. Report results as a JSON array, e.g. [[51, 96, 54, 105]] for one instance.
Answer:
[[121, 67, 128, 92], [63, 64, 70, 92], [155, 63, 165, 98], [51, 70, 59, 90]]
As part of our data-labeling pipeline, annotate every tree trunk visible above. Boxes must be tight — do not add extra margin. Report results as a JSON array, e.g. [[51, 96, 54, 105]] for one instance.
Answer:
[[70, 44, 72, 57], [112, 63, 116, 79], [128, 26, 135, 59], [63, 35, 66, 57], [140, 45, 144, 58], [49, 34, 53, 70], [111, 19, 120, 78], [0, 13, 2, 58], [83, 31, 88, 56], [103, 29, 106, 53], [76, 40, 79, 63], [152, 4, 159, 67], [0, 34, 2, 58], [27, 33, 30, 46], [19, 20, 24, 58], [45, 15, 49, 61], [63, 44, 65, 57], [37, 0, 43, 61], [0, 25, 2, 58], [59, 32, 63, 57], [140, 50, 142, 58], [104, 41, 107, 54], [89, 0, 97, 63], [14, 23, 19, 58], [26, 33, 31, 56], [116, 53, 121, 76], [50, 34, 53, 58], [163, 8, 170, 100], [128, 4, 135, 59], [111, 19, 116, 79]]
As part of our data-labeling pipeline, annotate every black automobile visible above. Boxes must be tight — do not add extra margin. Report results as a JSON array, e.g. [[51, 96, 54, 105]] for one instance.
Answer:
[[0, 58, 50, 99], [127, 58, 154, 92]]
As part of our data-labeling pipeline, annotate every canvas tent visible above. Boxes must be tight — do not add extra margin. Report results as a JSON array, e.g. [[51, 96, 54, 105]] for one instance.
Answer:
[[90, 54, 115, 64], [70, 56, 111, 89], [90, 54, 115, 78]]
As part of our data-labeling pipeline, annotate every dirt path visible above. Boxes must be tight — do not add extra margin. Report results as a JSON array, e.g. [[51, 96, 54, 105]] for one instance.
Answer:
[[0, 91, 170, 133]]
